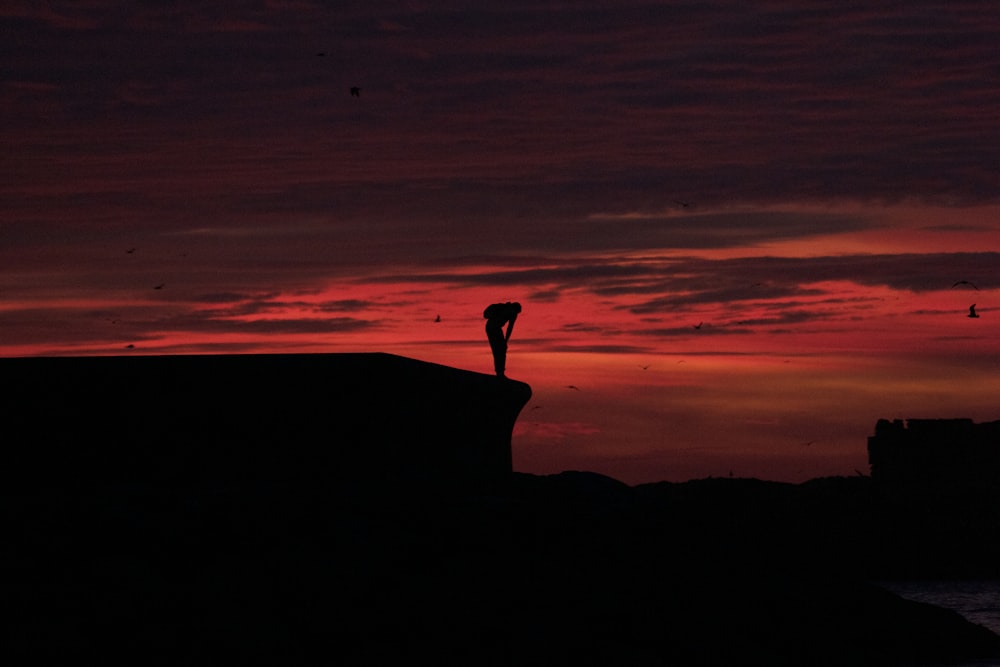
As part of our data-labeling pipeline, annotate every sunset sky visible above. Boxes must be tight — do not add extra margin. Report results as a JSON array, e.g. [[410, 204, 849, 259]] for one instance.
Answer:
[[3, 1, 1000, 484]]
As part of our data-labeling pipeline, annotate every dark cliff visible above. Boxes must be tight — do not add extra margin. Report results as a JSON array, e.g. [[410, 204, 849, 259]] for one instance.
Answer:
[[1, 353, 531, 494]]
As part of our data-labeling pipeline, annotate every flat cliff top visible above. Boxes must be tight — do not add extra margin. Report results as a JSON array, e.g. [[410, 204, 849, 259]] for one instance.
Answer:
[[1, 352, 531, 491], [0, 351, 531, 395]]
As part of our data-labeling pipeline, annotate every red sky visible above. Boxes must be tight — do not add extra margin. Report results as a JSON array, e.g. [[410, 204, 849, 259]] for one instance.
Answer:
[[3, 1, 1000, 484]]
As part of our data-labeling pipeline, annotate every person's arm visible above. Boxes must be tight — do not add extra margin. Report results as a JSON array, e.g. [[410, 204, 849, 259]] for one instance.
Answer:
[[505, 314, 517, 342]]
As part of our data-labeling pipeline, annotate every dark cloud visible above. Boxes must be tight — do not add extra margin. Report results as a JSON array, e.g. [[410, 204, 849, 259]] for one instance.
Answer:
[[669, 252, 999, 295], [6, 1, 1000, 209], [537, 344, 653, 355], [580, 211, 873, 250], [636, 324, 749, 337], [197, 317, 373, 334], [360, 251, 998, 304]]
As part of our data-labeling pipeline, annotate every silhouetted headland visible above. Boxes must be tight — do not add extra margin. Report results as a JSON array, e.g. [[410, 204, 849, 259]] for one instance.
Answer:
[[2, 353, 531, 495], [4, 354, 998, 665]]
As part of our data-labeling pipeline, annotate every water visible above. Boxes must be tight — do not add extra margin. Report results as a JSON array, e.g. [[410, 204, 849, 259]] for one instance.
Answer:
[[877, 580, 1000, 636], [877, 580, 1000, 666]]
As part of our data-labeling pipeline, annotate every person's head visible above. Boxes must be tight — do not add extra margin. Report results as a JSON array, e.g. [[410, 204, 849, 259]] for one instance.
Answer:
[[511, 302, 522, 314]]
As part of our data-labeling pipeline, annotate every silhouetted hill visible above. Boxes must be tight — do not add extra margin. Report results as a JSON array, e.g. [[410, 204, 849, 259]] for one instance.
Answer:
[[632, 474, 1000, 581], [4, 354, 998, 665]]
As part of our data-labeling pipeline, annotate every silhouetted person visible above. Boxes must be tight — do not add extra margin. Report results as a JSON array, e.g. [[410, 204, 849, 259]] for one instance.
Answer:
[[968, 303, 979, 318], [484, 301, 521, 378]]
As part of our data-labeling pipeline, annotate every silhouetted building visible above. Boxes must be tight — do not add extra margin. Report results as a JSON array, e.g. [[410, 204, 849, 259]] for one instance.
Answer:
[[868, 418, 1000, 491]]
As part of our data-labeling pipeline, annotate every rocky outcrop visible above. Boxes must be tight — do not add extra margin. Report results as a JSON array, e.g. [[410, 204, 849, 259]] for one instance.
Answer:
[[1, 353, 531, 493]]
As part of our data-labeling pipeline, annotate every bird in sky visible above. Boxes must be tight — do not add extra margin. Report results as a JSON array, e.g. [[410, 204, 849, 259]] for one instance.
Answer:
[[434, 314, 441, 322], [693, 322, 703, 330], [952, 280, 979, 290], [968, 304, 979, 318], [153, 283, 165, 290], [566, 385, 581, 390], [350, 86, 361, 97], [126, 248, 135, 254]]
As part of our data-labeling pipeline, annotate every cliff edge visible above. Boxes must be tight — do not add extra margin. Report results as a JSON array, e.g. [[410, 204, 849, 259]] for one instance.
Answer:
[[1, 353, 532, 493]]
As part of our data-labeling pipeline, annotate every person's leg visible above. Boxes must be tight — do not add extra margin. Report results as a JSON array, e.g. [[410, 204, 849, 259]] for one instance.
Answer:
[[487, 327, 506, 376], [494, 340, 507, 376]]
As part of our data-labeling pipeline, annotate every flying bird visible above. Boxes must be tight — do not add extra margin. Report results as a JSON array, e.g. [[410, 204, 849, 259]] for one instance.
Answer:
[[153, 283, 165, 290], [125, 248, 135, 254], [968, 304, 980, 318], [952, 280, 979, 290], [434, 314, 441, 323], [693, 322, 703, 330], [350, 86, 361, 97], [566, 385, 581, 391]]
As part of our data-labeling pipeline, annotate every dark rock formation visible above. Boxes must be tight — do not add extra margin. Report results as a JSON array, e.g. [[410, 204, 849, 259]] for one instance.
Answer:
[[1, 353, 531, 494]]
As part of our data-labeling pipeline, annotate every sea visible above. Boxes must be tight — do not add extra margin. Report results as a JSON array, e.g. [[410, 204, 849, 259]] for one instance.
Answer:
[[876, 580, 1000, 666]]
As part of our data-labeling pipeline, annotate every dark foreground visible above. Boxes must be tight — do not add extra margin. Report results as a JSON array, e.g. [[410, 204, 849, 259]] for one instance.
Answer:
[[7, 471, 999, 666], [3, 354, 997, 664]]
